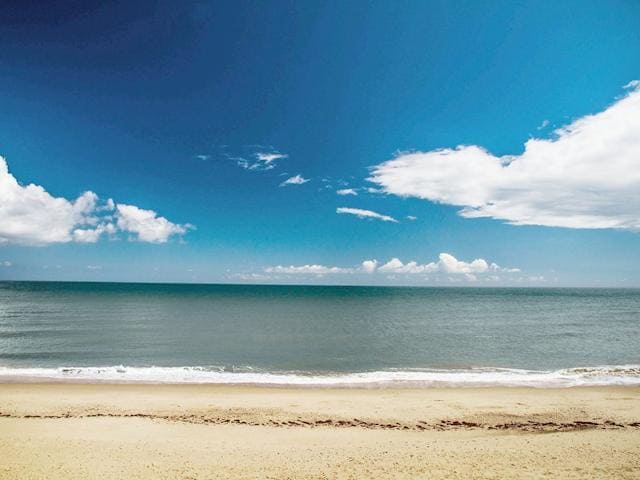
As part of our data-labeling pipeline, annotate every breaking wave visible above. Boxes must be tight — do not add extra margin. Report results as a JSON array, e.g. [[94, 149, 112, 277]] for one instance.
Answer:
[[0, 365, 639, 387]]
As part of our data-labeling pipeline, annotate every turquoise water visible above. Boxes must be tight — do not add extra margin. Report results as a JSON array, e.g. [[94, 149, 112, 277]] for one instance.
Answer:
[[0, 281, 639, 386]]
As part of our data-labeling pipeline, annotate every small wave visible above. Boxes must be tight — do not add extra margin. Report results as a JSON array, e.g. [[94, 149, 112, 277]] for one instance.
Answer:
[[0, 365, 639, 387]]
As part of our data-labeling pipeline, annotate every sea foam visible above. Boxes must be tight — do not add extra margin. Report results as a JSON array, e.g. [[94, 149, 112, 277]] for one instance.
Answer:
[[0, 365, 639, 387]]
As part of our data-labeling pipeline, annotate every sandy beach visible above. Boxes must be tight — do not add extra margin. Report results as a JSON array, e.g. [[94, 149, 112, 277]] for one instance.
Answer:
[[0, 384, 638, 479]]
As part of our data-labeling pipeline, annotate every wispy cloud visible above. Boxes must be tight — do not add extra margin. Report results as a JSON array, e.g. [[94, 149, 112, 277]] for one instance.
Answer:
[[536, 119, 550, 130], [256, 152, 287, 164], [280, 174, 310, 186], [238, 150, 288, 171], [336, 207, 397, 223], [265, 264, 353, 274], [230, 272, 274, 281], [336, 188, 358, 196], [206, 145, 288, 172], [369, 81, 640, 231]]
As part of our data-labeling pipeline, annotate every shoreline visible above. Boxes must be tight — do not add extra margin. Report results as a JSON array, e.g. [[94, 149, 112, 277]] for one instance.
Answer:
[[1, 363, 639, 388], [2, 378, 640, 389], [1, 383, 639, 478]]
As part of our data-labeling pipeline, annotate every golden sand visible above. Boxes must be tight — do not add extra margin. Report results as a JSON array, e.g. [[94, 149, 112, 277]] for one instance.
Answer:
[[1, 384, 639, 479]]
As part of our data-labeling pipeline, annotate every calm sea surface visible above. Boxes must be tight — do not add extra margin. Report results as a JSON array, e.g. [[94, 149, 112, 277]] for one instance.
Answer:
[[1, 282, 639, 386]]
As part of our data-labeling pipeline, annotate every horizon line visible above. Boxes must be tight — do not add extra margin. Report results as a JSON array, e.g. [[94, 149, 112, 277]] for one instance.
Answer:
[[0, 279, 637, 289]]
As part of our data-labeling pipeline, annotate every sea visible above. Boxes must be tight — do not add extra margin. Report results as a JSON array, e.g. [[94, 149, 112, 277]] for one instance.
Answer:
[[0, 281, 639, 387]]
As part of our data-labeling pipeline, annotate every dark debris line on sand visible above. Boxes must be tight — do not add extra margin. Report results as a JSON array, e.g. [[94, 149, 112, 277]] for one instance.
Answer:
[[1, 412, 639, 433]]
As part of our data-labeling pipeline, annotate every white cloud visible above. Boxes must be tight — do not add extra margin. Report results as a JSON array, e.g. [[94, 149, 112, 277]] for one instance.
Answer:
[[336, 207, 398, 223], [406, 215, 417, 221], [265, 264, 353, 274], [491, 262, 520, 273], [103, 198, 115, 211], [116, 204, 191, 243], [438, 253, 488, 274], [361, 259, 378, 273], [369, 82, 640, 231], [256, 152, 287, 164], [231, 272, 274, 281], [368, 253, 518, 276], [337, 188, 358, 196], [0, 157, 99, 245], [0, 156, 191, 245], [72, 223, 116, 243], [238, 151, 288, 171], [280, 174, 310, 186], [526, 275, 545, 282], [536, 119, 550, 130], [263, 253, 518, 280], [1, 261, 11, 267], [377, 257, 438, 274]]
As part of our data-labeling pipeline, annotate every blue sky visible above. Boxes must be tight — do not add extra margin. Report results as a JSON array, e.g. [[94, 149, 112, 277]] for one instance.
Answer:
[[1, 0, 639, 286]]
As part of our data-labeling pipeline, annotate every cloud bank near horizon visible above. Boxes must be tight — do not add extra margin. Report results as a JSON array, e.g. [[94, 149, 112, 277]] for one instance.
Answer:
[[262, 253, 522, 282]]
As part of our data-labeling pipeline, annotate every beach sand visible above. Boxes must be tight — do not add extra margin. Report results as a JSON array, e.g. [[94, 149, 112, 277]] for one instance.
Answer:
[[0, 384, 639, 479]]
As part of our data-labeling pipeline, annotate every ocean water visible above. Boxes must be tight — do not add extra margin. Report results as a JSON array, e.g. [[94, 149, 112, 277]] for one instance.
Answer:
[[0, 281, 639, 387]]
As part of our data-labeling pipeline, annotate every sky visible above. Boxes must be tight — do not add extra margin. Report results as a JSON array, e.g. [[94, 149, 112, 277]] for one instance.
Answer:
[[1, 0, 639, 286]]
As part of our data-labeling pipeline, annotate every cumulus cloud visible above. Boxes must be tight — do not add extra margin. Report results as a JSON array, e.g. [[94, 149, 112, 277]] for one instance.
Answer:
[[72, 223, 116, 243], [377, 258, 438, 274], [280, 174, 310, 186], [0, 156, 191, 245], [0, 158, 99, 245], [366, 253, 518, 276], [116, 204, 191, 243], [264, 253, 519, 280], [336, 207, 398, 223], [361, 259, 378, 273], [369, 82, 640, 230], [265, 264, 353, 274], [336, 188, 358, 196]]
